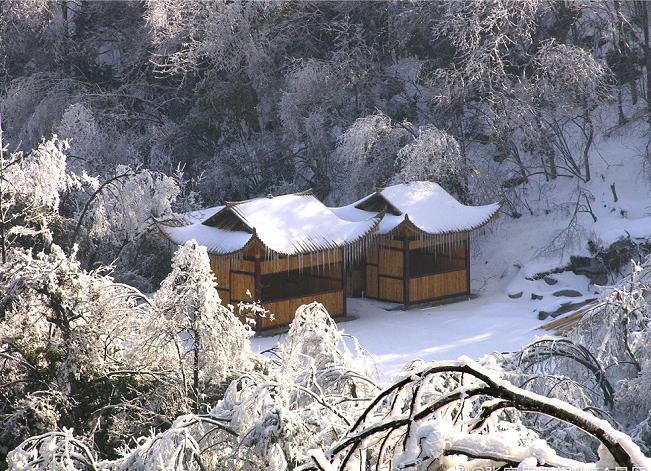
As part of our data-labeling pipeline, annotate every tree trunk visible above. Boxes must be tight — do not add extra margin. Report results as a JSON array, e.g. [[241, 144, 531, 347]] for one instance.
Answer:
[[583, 104, 593, 183], [638, 1, 651, 127], [193, 326, 200, 413]]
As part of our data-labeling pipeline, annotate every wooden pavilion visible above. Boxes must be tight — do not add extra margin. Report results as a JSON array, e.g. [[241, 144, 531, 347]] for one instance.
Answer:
[[156, 190, 380, 330], [332, 181, 500, 305], [157, 182, 500, 330]]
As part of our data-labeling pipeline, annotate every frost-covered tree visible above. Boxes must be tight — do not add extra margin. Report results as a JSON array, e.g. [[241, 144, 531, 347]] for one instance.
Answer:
[[423, 0, 612, 212], [487, 255, 651, 460], [5, 302, 379, 470], [333, 114, 463, 204], [0, 245, 153, 461], [0, 134, 70, 262], [9, 334, 650, 471], [133, 240, 254, 414], [68, 165, 179, 290], [567, 257, 651, 444], [393, 124, 463, 190], [316, 356, 649, 471], [332, 113, 410, 203]]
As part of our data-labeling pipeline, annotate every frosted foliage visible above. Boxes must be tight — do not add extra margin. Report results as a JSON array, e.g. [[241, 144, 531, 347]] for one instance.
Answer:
[[57, 103, 103, 172], [432, 0, 542, 96], [568, 257, 651, 434], [0, 245, 149, 453], [0, 245, 141, 383], [146, 0, 263, 75], [136, 240, 252, 400], [489, 256, 651, 460], [279, 60, 341, 141], [280, 302, 377, 389], [7, 429, 96, 471], [333, 114, 409, 202], [22, 302, 378, 470], [394, 125, 462, 183], [7, 135, 69, 210], [88, 166, 178, 242], [7, 303, 651, 470], [533, 43, 610, 108], [325, 357, 650, 471], [570, 259, 651, 373]]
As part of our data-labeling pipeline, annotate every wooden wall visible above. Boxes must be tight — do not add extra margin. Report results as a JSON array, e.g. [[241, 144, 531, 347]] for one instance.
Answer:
[[260, 290, 344, 329], [409, 270, 467, 303], [206, 228, 472, 329], [260, 249, 342, 275], [208, 251, 346, 330], [210, 255, 231, 304], [365, 246, 379, 298], [347, 261, 366, 297], [363, 231, 470, 305], [366, 239, 405, 303], [262, 265, 342, 302]]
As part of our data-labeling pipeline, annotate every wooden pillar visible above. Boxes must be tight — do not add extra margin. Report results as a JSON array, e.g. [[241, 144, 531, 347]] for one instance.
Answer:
[[342, 258, 348, 315], [403, 224, 410, 306], [254, 248, 262, 330], [465, 232, 471, 296]]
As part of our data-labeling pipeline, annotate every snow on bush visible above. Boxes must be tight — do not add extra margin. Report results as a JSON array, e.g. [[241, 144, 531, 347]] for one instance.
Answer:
[[0, 135, 71, 258]]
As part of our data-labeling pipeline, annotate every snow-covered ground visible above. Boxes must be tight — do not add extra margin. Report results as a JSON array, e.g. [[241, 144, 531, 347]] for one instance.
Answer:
[[252, 123, 651, 384], [251, 271, 594, 382]]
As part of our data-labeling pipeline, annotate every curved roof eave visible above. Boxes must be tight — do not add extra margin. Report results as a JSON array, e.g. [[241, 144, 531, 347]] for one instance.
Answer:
[[378, 203, 501, 238], [155, 211, 384, 259]]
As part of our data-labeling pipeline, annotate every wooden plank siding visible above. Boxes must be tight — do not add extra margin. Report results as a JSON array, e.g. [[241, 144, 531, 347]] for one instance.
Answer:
[[409, 269, 468, 303], [378, 246, 403, 278], [207, 229, 472, 329], [209, 251, 348, 330], [216, 288, 231, 305], [209, 254, 231, 289], [260, 249, 343, 275], [260, 290, 345, 329], [365, 264, 379, 298], [408, 232, 467, 250], [363, 230, 472, 305], [231, 272, 255, 302], [379, 277, 404, 303]]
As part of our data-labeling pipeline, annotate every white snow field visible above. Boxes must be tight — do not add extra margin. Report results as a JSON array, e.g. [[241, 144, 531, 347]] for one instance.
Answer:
[[251, 273, 594, 383], [252, 125, 651, 383]]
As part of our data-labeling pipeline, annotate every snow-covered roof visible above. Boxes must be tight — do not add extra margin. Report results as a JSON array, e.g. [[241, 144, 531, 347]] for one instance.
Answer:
[[157, 221, 254, 255], [334, 181, 500, 236], [157, 192, 381, 256], [183, 205, 224, 224], [157, 182, 498, 257]]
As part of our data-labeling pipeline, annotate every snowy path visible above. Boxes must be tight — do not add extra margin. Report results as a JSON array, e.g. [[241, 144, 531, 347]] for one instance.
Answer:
[[251, 294, 561, 383]]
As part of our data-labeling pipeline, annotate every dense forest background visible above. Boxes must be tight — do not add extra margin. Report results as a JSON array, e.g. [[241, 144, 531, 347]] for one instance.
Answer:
[[6, 2, 651, 470], [3, 0, 648, 290]]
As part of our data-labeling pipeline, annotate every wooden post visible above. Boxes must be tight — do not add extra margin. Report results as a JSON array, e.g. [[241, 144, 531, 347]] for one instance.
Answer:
[[342, 255, 348, 316], [253, 229, 263, 330], [465, 232, 471, 296], [403, 217, 410, 306]]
